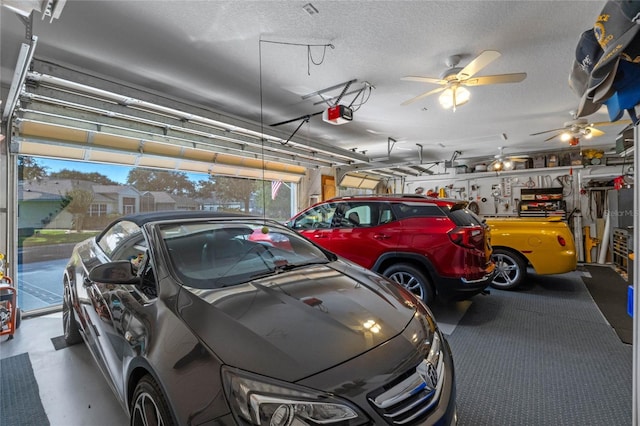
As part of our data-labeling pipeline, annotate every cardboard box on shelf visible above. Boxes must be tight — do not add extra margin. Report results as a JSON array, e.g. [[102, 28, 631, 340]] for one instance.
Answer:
[[570, 151, 583, 165], [532, 155, 546, 168], [546, 153, 558, 167]]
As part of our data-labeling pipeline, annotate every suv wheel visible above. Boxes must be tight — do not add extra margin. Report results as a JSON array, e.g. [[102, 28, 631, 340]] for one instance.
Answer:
[[490, 248, 526, 290], [383, 263, 435, 304]]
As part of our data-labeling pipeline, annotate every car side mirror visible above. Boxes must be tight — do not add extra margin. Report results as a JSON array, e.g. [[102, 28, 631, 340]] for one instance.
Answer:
[[89, 261, 140, 285]]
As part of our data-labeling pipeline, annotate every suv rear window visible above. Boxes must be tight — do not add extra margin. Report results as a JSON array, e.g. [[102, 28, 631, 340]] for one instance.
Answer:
[[392, 202, 447, 219], [449, 209, 485, 226]]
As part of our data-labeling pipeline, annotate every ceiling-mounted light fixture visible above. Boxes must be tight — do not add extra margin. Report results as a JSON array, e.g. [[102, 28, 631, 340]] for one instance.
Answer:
[[583, 128, 592, 139], [560, 132, 572, 142], [439, 85, 470, 111]]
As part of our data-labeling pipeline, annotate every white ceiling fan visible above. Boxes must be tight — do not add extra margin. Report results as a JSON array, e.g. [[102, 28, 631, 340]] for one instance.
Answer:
[[488, 146, 530, 171], [530, 113, 632, 144], [401, 50, 527, 110]]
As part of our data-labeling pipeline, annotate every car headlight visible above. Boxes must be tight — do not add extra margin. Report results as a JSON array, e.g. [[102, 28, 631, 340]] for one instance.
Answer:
[[222, 366, 368, 425]]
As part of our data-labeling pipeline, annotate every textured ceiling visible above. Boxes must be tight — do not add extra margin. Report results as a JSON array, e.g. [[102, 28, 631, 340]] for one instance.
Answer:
[[0, 0, 630, 169]]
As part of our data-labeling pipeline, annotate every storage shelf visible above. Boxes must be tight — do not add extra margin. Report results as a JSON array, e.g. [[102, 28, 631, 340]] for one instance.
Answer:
[[518, 188, 566, 220], [613, 228, 631, 280]]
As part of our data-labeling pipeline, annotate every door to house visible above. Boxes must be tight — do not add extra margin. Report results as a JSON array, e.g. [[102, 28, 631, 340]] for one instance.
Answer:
[[321, 175, 336, 201]]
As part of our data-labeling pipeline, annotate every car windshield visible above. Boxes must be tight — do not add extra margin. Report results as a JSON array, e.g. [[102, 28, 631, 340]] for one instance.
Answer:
[[159, 219, 331, 289]]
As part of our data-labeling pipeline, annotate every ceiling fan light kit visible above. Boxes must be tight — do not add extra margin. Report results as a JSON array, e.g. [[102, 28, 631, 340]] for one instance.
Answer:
[[531, 114, 629, 144], [486, 146, 530, 172], [438, 85, 470, 110]]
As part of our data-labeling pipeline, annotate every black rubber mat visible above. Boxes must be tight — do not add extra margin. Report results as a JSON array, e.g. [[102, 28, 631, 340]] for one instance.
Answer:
[[447, 272, 633, 426], [0, 353, 50, 425], [50, 335, 74, 351], [581, 264, 633, 344]]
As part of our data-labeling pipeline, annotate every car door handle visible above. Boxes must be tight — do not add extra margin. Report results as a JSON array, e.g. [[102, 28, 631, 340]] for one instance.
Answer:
[[313, 234, 329, 238], [374, 234, 391, 240]]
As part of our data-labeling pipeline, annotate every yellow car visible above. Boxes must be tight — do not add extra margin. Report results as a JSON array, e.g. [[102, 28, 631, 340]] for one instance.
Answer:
[[485, 217, 577, 290]]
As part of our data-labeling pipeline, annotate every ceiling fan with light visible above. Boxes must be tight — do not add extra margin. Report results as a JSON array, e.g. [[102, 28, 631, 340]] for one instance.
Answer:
[[401, 50, 527, 111], [530, 115, 632, 145], [488, 146, 530, 172]]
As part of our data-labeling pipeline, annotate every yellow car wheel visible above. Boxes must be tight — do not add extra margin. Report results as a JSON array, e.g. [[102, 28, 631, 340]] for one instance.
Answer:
[[491, 248, 527, 290]]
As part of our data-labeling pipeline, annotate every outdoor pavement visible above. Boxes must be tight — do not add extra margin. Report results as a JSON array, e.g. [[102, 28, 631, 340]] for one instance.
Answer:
[[14, 244, 76, 312]]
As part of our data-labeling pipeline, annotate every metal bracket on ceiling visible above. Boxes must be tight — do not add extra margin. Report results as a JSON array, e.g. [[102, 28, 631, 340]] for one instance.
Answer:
[[16, 13, 34, 40], [388, 137, 397, 158], [312, 81, 374, 109], [444, 150, 461, 168], [302, 79, 358, 102]]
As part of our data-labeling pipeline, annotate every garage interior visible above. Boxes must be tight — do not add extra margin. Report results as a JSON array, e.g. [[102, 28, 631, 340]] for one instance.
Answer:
[[0, 1, 638, 425]]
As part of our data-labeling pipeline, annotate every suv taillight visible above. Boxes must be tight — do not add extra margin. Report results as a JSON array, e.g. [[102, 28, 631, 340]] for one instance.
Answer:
[[448, 226, 484, 249]]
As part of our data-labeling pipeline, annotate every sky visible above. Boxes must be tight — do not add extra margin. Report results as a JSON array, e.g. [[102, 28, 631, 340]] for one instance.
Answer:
[[36, 158, 208, 184]]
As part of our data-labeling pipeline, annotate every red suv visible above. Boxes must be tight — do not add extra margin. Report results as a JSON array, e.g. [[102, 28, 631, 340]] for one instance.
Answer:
[[286, 195, 495, 304]]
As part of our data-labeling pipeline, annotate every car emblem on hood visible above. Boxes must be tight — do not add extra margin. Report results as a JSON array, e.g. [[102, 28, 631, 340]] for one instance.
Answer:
[[416, 359, 438, 391]]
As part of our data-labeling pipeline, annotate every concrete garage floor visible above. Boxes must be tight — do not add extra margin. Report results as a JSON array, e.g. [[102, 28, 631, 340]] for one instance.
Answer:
[[0, 269, 633, 426]]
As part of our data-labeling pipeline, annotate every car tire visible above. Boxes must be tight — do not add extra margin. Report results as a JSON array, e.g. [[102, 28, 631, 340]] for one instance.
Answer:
[[490, 248, 527, 290], [383, 263, 435, 305], [131, 375, 173, 426], [63, 282, 82, 345]]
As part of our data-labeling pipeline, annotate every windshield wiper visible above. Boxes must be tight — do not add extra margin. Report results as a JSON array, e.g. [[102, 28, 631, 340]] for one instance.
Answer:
[[250, 260, 330, 279], [274, 260, 329, 272]]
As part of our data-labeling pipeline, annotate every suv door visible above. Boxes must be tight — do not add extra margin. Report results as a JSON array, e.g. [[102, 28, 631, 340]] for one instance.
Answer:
[[289, 201, 401, 269], [326, 201, 401, 269], [288, 201, 337, 244]]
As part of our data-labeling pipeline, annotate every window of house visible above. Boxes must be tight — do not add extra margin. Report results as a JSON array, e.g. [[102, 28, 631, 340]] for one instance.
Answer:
[[89, 203, 107, 216]]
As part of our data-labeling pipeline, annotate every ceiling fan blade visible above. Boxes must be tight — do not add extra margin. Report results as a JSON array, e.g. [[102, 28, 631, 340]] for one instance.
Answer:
[[530, 127, 566, 136], [401, 76, 447, 85], [587, 127, 605, 137], [544, 132, 562, 142], [463, 73, 527, 86], [401, 86, 446, 106], [456, 50, 501, 80], [589, 119, 632, 127]]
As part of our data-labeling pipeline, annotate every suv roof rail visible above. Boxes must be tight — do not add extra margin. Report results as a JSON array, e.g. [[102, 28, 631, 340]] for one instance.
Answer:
[[328, 193, 433, 201]]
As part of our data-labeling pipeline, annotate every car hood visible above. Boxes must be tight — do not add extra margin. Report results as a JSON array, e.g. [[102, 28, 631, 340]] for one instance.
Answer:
[[176, 262, 417, 381]]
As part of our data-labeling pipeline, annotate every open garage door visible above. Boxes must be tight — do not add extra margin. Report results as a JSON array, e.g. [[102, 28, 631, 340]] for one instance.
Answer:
[[8, 59, 365, 183]]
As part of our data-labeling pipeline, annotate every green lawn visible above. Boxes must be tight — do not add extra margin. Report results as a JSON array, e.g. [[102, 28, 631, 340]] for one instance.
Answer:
[[19, 229, 100, 247]]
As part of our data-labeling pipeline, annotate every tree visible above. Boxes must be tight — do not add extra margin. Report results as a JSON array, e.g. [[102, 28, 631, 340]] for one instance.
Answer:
[[126, 168, 195, 195], [194, 179, 217, 199], [18, 156, 48, 181], [63, 188, 94, 232], [253, 180, 292, 220], [50, 169, 118, 185], [211, 176, 256, 212]]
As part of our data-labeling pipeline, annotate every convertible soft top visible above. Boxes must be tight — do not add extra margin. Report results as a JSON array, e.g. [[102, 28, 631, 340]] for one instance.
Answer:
[[95, 210, 259, 241]]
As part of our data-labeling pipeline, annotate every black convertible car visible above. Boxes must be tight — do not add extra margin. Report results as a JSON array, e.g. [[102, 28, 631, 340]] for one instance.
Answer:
[[63, 211, 456, 425]]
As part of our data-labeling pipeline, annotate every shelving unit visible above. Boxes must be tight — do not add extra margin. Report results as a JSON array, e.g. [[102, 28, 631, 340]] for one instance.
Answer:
[[613, 228, 632, 281], [518, 187, 566, 219]]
